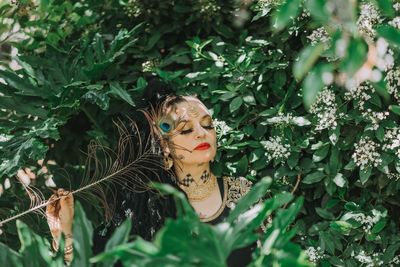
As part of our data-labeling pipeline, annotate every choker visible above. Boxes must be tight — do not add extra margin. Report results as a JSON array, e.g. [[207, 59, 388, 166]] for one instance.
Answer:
[[178, 173, 217, 202]]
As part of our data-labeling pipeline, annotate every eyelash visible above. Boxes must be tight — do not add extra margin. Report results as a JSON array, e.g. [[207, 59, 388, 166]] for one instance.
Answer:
[[180, 125, 214, 135]]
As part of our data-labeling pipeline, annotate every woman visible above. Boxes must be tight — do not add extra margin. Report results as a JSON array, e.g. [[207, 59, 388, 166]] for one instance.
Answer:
[[46, 95, 254, 266]]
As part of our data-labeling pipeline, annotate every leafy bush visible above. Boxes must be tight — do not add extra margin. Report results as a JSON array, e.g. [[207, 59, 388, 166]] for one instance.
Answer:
[[1, 0, 400, 266], [0, 178, 310, 266]]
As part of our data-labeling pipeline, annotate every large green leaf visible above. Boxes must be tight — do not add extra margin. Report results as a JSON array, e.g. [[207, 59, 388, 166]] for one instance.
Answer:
[[71, 202, 94, 267]]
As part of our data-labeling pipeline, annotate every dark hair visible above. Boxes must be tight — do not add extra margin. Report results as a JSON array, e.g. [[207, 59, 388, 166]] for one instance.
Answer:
[[94, 80, 187, 250]]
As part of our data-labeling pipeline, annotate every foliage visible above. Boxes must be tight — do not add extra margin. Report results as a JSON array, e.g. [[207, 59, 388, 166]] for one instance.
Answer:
[[1, 0, 400, 266], [0, 179, 310, 266]]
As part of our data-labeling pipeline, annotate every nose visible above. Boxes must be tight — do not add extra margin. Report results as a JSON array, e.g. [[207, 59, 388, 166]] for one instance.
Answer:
[[194, 124, 207, 139]]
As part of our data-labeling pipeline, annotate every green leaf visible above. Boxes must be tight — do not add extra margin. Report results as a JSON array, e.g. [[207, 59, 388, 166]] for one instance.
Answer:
[[330, 221, 353, 235], [272, 0, 302, 31], [371, 219, 387, 234], [377, 25, 400, 47], [98, 219, 132, 267], [306, 0, 329, 22], [293, 43, 325, 81], [109, 82, 135, 107], [71, 202, 94, 267], [303, 63, 332, 109], [339, 38, 367, 76], [236, 155, 249, 176], [226, 177, 273, 224], [229, 96, 243, 113], [376, 0, 395, 17], [333, 173, 347, 188], [0, 70, 48, 97], [359, 167, 372, 185], [389, 105, 400, 115], [0, 242, 22, 266], [313, 145, 330, 162], [303, 171, 325, 184], [315, 208, 335, 220], [16, 220, 55, 267], [320, 231, 335, 254]]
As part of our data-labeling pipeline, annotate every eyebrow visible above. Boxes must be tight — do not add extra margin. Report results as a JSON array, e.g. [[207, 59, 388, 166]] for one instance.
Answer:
[[178, 114, 212, 124]]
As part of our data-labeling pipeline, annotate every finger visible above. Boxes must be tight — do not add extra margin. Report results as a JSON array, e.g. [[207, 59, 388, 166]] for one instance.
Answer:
[[46, 194, 58, 213], [57, 188, 65, 196]]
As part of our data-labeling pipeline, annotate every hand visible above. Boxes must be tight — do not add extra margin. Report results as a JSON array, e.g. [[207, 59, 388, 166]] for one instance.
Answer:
[[46, 189, 74, 241]]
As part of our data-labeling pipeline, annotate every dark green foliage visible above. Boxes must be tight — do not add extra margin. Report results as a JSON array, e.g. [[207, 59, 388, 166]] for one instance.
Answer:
[[1, 0, 400, 266]]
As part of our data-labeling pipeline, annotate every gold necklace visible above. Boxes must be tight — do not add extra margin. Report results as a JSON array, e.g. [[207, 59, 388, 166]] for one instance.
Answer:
[[179, 175, 217, 202]]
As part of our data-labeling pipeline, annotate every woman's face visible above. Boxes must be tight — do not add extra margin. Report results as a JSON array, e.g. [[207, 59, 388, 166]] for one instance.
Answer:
[[167, 98, 217, 166]]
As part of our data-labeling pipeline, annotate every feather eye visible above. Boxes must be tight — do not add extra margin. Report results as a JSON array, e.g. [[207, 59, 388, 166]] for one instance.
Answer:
[[157, 116, 175, 135]]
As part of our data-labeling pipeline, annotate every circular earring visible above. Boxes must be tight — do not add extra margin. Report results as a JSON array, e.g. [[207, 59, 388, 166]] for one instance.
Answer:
[[164, 156, 173, 170]]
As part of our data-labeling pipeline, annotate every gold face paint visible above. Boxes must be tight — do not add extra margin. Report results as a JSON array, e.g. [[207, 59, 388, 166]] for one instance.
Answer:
[[187, 104, 200, 118]]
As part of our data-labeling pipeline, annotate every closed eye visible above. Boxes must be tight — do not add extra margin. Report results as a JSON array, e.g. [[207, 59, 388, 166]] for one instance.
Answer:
[[180, 125, 214, 135]]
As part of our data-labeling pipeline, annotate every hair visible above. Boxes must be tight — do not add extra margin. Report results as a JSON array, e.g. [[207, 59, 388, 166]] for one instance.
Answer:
[[93, 81, 199, 250]]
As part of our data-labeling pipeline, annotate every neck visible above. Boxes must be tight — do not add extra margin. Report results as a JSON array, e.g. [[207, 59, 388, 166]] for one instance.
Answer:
[[173, 162, 217, 201]]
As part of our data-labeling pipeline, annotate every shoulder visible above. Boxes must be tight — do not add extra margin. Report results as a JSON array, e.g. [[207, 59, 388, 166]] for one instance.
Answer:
[[224, 176, 253, 209]]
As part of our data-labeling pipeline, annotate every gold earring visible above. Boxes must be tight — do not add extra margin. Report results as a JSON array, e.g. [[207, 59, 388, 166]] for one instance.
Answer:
[[164, 156, 173, 170]]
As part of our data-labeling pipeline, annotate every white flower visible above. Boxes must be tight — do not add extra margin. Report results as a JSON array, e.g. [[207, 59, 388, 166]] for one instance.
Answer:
[[305, 246, 325, 264], [261, 136, 291, 163], [357, 3, 382, 39], [383, 128, 400, 159], [344, 82, 375, 110], [355, 251, 373, 266], [307, 27, 330, 46], [387, 172, 400, 181], [385, 67, 400, 102], [389, 255, 400, 267], [141, 59, 159, 73], [389, 17, 400, 29], [361, 110, 389, 130], [309, 88, 338, 131], [352, 137, 382, 170], [394, 3, 400, 12], [124, 0, 142, 18], [213, 119, 232, 139], [375, 38, 394, 71]]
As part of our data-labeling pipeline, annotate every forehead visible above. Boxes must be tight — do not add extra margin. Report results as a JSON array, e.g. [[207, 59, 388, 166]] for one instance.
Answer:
[[170, 99, 210, 120]]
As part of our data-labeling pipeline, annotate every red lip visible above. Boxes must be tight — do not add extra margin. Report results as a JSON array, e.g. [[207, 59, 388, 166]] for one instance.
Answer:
[[194, 142, 211, 150]]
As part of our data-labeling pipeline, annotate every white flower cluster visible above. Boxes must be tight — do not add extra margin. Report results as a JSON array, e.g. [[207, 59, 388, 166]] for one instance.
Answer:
[[389, 255, 400, 267], [346, 82, 389, 129], [395, 3, 400, 12], [307, 27, 330, 46], [141, 59, 159, 73], [212, 119, 232, 139], [362, 109, 389, 130], [266, 113, 293, 125], [124, 0, 142, 18], [354, 251, 384, 267], [344, 82, 374, 109], [383, 128, 400, 158], [387, 172, 400, 181], [261, 136, 291, 163], [385, 67, 400, 102], [357, 3, 382, 39], [309, 88, 338, 131], [389, 17, 400, 29], [305, 246, 325, 264], [354, 251, 373, 266], [197, 0, 220, 15], [352, 137, 382, 169], [353, 209, 385, 233], [255, 0, 281, 10], [374, 38, 395, 72]]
